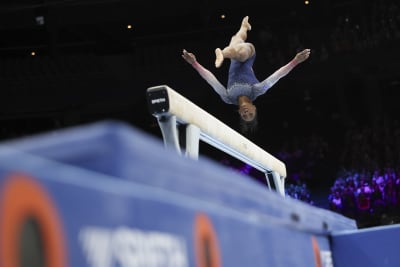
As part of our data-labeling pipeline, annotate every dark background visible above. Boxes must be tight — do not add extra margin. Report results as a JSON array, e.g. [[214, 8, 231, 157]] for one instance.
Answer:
[[0, 0, 399, 217]]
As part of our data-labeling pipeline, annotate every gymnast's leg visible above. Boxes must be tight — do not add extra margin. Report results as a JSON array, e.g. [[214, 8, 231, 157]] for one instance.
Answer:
[[215, 16, 255, 68]]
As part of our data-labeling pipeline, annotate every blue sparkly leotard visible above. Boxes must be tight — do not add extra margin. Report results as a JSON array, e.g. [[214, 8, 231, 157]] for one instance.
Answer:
[[191, 53, 298, 105]]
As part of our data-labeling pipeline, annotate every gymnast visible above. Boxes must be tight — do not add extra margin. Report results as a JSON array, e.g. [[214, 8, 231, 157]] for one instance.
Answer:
[[182, 16, 311, 133]]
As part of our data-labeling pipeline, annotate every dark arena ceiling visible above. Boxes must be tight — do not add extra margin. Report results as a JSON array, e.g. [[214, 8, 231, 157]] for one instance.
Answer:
[[0, 0, 352, 53]]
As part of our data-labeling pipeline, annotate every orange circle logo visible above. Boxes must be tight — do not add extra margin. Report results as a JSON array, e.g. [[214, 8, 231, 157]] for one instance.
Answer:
[[312, 236, 322, 267], [194, 213, 222, 267], [0, 174, 67, 267]]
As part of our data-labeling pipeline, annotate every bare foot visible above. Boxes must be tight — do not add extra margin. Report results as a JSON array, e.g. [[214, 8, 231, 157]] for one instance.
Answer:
[[215, 48, 224, 68], [242, 16, 251, 31]]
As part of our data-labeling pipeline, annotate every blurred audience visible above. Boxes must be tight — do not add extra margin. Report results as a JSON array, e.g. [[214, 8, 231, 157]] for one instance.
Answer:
[[261, 0, 400, 65], [329, 120, 400, 227]]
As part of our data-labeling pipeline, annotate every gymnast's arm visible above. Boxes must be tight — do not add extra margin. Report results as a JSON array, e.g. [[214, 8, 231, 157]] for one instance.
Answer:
[[255, 49, 311, 94], [182, 49, 228, 99]]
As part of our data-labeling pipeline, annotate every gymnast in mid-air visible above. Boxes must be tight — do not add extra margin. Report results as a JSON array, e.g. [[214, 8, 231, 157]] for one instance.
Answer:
[[182, 16, 311, 133]]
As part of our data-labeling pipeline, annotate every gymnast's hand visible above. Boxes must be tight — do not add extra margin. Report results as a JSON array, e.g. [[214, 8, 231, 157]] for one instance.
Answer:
[[293, 49, 311, 64], [182, 49, 197, 65]]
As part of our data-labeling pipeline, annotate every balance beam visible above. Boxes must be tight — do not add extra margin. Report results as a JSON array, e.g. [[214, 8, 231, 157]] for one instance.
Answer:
[[146, 85, 287, 196]]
